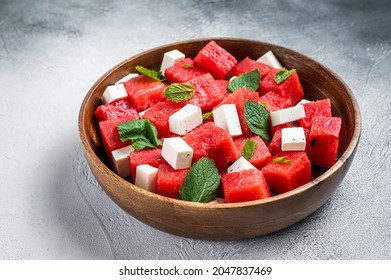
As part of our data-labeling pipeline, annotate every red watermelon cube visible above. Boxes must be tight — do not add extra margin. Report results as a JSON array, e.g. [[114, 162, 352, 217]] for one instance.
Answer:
[[222, 169, 271, 203], [300, 99, 332, 129], [95, 99, 140, 122], [259, 68, 304, 106], [156, 161, 189, 199], [182, 122, 240, 170], [142, 101, 184, 138], [193, 41, 237, 79], [307, 116, 342, 168], [215, 79, 230, 97], [215, 88, 261, 135], [164, 57, 209, 83], [262, 151, 312, 195], [123, 75, 166, 112], [99, 117, 132, 163], [186, 73, 226, 112], [234, 136, 272, 169], [230, 56, 272, 79], [258, 91, 292, 112], [129, 148, 162, 181]]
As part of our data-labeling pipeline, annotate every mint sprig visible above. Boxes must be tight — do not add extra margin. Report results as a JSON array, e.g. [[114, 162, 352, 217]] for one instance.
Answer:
[[244, 100, 271, 142], [228, 69, 260, 92], [202, 112, 213, 121], [183, 64, 192, 69], [179, 158, 221, 203], [117, 119, 162, 151], [242, 139, 257, 160], [163, 83, 195, 103], [272, 156, 291, 164], [135, 65, 165, 82], [274, 68, 296, 84]]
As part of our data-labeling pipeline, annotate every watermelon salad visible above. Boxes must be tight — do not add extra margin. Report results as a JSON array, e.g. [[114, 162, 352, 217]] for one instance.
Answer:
[[95, 40, 342, 204]]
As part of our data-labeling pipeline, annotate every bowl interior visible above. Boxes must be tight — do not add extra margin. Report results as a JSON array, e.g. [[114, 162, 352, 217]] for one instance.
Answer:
[[78, 38, 361, 239]]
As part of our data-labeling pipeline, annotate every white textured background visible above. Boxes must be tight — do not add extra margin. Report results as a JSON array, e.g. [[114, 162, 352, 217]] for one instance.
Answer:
[[0, 0, 390, 259]]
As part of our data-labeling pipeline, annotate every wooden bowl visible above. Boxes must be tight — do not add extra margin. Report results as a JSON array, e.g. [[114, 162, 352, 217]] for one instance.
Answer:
[[78, 38, 361, 240]]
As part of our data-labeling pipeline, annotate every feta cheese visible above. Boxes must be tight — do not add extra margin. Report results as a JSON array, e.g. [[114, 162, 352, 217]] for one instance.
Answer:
[[101, 84, 128, 104], [115, 73, 139, 84], [256, 50, 283, 69], [162, 137, 193, 170], [160, 49, 185, 74], [134, 164, 158, 193], [227, 156, 256, 174], [111, 145, 134, 178], [270, 105, 306, 126], [297, 99, 312, 106], [281, 127, 306, 151], [169, 104, 202, 135], [208, 197, 225, 204], [213, 104, 243, 136]]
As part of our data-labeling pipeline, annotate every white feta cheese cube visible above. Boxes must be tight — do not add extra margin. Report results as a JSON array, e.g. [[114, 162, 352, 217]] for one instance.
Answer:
[[227, 156, 256, 174], [111, 145, 134, 178], [256, 50, 283, 69], [134, 164, 158, 193], [160, 49, 185, 74], [101, 84, 128, 104], [297, 99, 312, 106], [213, 104, 243, 136], [208, 197, 225, 204], [115, 73, 139, 84], [270, 105, 306, 126], [169, 104, 202, 135], [162, 137, 193, 170], [281, 127, 306, 151]]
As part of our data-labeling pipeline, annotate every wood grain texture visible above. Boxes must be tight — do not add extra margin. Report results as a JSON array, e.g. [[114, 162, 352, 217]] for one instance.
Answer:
[[78, 38, 361, 240]]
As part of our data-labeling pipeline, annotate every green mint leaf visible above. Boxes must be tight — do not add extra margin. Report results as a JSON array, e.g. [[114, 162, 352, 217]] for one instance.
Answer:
[[274, 68, 296, 84], [163, 83, 195, 103], [242, 139, 257, 160], [135, 65, 165, 82], [117, 119, 162, 151], [179, 158, 221, 203], [228, 69, 260, 92], [272, 156, 291, 164], [244, 100, 271, 142], [202, 112, 213, 121], [183, 64, 192, 69]]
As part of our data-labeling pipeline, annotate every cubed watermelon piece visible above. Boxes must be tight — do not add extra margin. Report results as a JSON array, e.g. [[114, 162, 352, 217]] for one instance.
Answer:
[[193, 41, 237, 79], [234, 136, 272, 169], [215, 79, 230, 97], [259, 68, 304, 106], [95, 99, 140, 122], [129, 148, 162, 181], [182, 122, 240, 170], [259, 91, 292, 112], [222, 169, 271, 203], [186, 73, 226, 113], [123, 75, 166, 112], [262, 151, 312, 195], [300, 99, 332, 129], [99, 117, 132, 163], [142, 101, 184, 138], [156, 161, 189, 199], [215, 88, 261, 135], [307, 116, 342, 168], [164, 57, 209, 83], [230, 57, 271, 79]]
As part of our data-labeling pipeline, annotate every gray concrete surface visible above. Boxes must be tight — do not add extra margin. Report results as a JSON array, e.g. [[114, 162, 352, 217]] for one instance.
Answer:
[[0, 0, 390, 259]]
